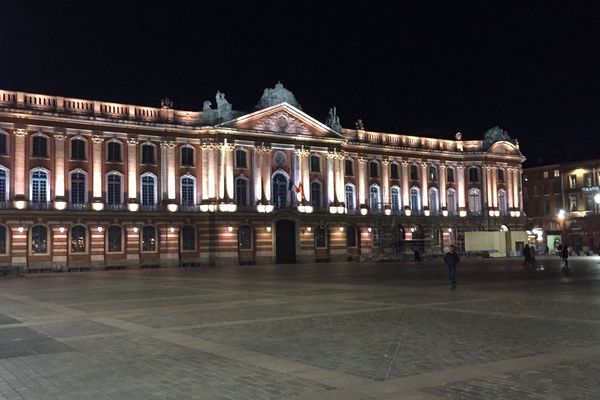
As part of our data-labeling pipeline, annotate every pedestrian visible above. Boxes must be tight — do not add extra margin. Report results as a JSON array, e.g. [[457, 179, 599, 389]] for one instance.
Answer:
[[444, 245, 460, 289], [523, 244, 531, 269], [529, 245, 538, 270], [561, 245, 569, 269], [414, 249, 422, 263]]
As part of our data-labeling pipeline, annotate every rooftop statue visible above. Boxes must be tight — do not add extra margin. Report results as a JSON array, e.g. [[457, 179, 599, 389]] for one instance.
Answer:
[[255, 81, 302, 110], [325, 106, 342, 132], [482, 126, 512, 150]]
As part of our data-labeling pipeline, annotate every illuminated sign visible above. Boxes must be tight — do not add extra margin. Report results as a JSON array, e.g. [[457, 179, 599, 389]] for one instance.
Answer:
[[582, 186, 600, 193]]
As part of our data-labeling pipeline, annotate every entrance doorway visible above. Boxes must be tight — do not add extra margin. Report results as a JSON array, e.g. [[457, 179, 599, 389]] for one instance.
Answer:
[[276, 219, 296, 264]]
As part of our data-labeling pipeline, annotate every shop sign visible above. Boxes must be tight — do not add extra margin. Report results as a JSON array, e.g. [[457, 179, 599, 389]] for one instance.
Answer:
[[582, 186, 600, 193]]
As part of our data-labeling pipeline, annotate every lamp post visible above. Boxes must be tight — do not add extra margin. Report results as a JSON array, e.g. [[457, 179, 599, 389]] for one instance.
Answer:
[[557, 208, 566, 252]]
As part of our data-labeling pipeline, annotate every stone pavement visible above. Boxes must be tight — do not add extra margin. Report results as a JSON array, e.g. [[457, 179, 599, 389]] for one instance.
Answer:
[[1, 255, 599, 399]]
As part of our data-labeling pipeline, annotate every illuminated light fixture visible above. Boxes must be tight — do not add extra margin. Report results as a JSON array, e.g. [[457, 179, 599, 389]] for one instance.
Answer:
[[367, 227, 372, 233], [423, 208, 431, 217], [227, 225, 234, 232], [92, 202, 104, 211], [489, 210, 495, 217], [97, 226, 103, 233], [169, 226, 175, 233], [447, 228, 452, 233], [595, 193, 600, 204], [229, 204, 237, 212], [256, 204, 266, 213], [54, 201, 66, 210], [509, 210, 516, 217], [515, 210, 521, 217], [200, 204, 209, 212], [128, 203, 139, 212], [14, 200, 26, 210], [218, 203, 228, 212], [337, 205, 345, 214], [133, 226, 139, 233], [18, 226, 24, 233], [329, 205, 338, 214], [208, 204, 216, 212], [557, 209, 566, 220], [360, 207, 368, 216], [266, 226, 272, 233], [410, 227, 416, 232], [339, 226, 345, 232], [305, 205, 313, 213], [404, 208, 412, 216], [306, 226, 312, 233], [442, 209, 448, 217], [459, 210, 467, 217], [167, 204, 178, 212], [494, 210, 500, 217], [265, 204, 274, 213], [59, 226, 65, 233], [298, 204, 306, 213]]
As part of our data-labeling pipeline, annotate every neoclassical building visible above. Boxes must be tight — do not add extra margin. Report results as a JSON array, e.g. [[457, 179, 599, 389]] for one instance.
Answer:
[[0, 83, 525, 270]]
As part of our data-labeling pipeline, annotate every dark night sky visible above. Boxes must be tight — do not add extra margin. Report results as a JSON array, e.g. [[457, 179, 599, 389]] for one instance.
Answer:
[[1, 1, 599, 166]]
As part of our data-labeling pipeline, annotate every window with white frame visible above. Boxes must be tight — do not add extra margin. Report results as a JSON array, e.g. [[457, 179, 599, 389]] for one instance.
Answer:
[[369, 185, 381, 210], [410, 187, 420, 211], [141, 174, 157, 206], [429, 187, 439, 213], [30, 169, 49, 203], [180, 175, 196, 205], [554, 169, 560, 178], [235, 177, 248, 207], [106, 172, 122, 205], [390, 186, 401, 210], [0, 168, 8, 201], [468, 188, 482, 214], [70, 171, 87, 204], [345, 184, 355, 210], [447, 189, 457, 214]]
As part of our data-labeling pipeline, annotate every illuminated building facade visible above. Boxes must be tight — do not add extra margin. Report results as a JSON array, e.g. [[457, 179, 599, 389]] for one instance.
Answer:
[[523, 159, 600, 254], [0, 83, 525, 269]]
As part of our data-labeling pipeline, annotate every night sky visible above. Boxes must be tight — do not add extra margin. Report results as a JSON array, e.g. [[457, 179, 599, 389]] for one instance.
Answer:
[[1, 1, 598, 166]]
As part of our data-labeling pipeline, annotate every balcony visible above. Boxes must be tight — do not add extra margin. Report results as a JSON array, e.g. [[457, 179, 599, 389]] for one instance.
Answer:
[[0, 201, 9, 209], [105, 203, 127, 212], [179, 203, 200, 212], [140, 204, 161, 212], [28, 202, 52, 210], [68, 202, 90, 211]]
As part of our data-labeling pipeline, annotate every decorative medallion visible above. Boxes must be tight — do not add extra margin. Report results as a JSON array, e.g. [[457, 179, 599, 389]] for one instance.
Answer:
[[253, 111, 310, 135], [273, 150, 287, 166]]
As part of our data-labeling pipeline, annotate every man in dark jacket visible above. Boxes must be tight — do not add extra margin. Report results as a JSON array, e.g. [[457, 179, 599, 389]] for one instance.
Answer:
[[444, 245, 460, 289]]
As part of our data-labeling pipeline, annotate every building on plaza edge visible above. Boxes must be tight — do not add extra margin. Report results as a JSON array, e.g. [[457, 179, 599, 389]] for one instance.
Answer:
[[523, 159, 600, 255], [0, 83, 525, 269]]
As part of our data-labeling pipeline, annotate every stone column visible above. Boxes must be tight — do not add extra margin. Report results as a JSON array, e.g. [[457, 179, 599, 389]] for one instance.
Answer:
[[91, 135, 104, 210], [225, 142, 234, 201], [54, 133, 66, 208], [506, 167, 514, 209], [491, 167, 498, 208], [439, 164, 447, 208], [201, 145, 209, 200], [13, 126, 27, 204], [127, 138, 138, 203], [295, 147, 309, 203], [262, 147, 271, 202], [253, 147, 263, 203], [358, 155, 367, 206], [381, 159, 390, 205], [207, 145, 217, 199], [483, 165, 490, 209], [457, 165, 466, 209], [160, 141, 169, 201], [326, 152, 335, 204], [517, 168, 523, 211], [165, 141, 177, 202], [401, 161, 410, 208], [10, 225, 28, 267], [335, 154, 345, 206], [421, 162, 429, 209]]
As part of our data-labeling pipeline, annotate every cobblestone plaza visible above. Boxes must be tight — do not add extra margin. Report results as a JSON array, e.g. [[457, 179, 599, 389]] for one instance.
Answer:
[[1, 256, 600, 399]]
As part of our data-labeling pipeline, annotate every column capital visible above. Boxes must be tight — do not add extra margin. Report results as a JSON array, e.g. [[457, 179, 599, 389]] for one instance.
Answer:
[[14, 128, 28, 137], [161, 140, 177, 149], [357, 154, 368, 163], [91, 135, 104, 144], [438, 164, 447, 170], [54, 133, 66, 141], [295, 145, 310, 157], [127, 137, 137, 146]]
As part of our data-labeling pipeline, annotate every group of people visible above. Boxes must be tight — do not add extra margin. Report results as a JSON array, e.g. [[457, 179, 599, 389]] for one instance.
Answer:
[[522, 244, 539, 270]]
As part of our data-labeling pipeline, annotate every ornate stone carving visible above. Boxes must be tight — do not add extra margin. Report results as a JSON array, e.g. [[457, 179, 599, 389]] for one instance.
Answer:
[[253, 111, 310, 135], [255, 81, 301, 110], [127, 138, 137, 146], [54, 133, 66, 141], [14, 128, 28, 137], [325, 106, 342, 132], [160, 97, 173, 109], [482, 126, 512, 150], [91, 135, 104, 144], [355, 119, 365, 130], [295, 145, 310, 157], [253, 142, 271, 153]]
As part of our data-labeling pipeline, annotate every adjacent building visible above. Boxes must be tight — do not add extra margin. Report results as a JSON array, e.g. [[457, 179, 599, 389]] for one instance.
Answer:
[[0, 83, 526, 270], [523, 159, 600, 254]]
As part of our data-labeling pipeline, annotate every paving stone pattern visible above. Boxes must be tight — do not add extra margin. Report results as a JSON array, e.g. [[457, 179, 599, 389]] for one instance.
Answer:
[[0, 256, 599, 399]]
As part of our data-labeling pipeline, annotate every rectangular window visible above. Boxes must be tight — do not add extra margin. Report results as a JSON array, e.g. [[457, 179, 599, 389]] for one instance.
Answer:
[[543, 171, 548, 178], [554, 169, 560, 177], [390, 164, 399, 179], [235, 150, 247, 168], [446, 168, 455, 183], [0, 134, 6, 155], [141, 145, 155, 164], [32, 136, 48, 157], [310, 155, 320, 172], [142, 227, 156, 252], [107, 142, 121, 162], [344, 159, 353, 176], [315, 225, 327, 248], [584, 173, 592, 186], [569, 195, 578, 211], [569, 175, 577, 189], [586, 195, 594, 211]]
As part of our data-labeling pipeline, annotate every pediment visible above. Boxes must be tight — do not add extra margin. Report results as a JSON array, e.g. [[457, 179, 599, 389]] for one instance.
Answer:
[[218, 102, 343, 139]]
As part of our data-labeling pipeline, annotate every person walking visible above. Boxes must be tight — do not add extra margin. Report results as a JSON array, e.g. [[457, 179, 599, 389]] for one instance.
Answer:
[[561, 245, 569, 269], [444, 245, 460, 289], [529, 245, 538, 270], [523, 244, 531, 269]]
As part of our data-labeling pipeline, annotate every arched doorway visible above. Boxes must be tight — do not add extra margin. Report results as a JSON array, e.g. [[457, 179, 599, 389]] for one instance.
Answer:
[[276, 219, 296, 263]]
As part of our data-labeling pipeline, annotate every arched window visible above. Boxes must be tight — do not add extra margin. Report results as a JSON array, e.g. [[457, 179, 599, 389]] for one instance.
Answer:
[[180, 146, 195, 167], [498, 189, 508, 216], [141, 226, 157, 252], [106, 172, 123, 206], [429, 166, 438, 181], [31, 225, 48, 254], [468, 167, 480, 182], [315, 225, 327, 248], [0, 131, 7, 155], [447, 189, 457, 215], [70, 171, 87, 204], [140, 174, 157, 207], [272, 172, 288, 208], [345, 184, 356, 210], [235, 177, 248, 207], [0, 225, 6, 254], [468, 188, 482, 214], [497, 169, 505, 183], [410, 187, 421, 211], [181, 225, 196, 251], [107, 225, 122, 252], [70, 138, 86, 160], [390, 163, 400, 179], [107, 141, 122, 162], [310, 181, 322, 208], [410, 165, 419, 180], [30, 169, 49, 203], [141, 143, 156, 164], [238, 225, 252, 250], [369, 185, 381, 210], [447, 167, 455, 183], [70, 225, 87, 253], [344, 159, 354, 176], [180, 175, 196, 205], [235, 149, 248, 168], [346, 226, 357, 247], [429, 187, 439, 213], [0, 167, 9, 201], [390, 186, 401, 210], [310, 154, 321, 172], [369, 161, 379, 178], [31, 135, 48, 157]]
